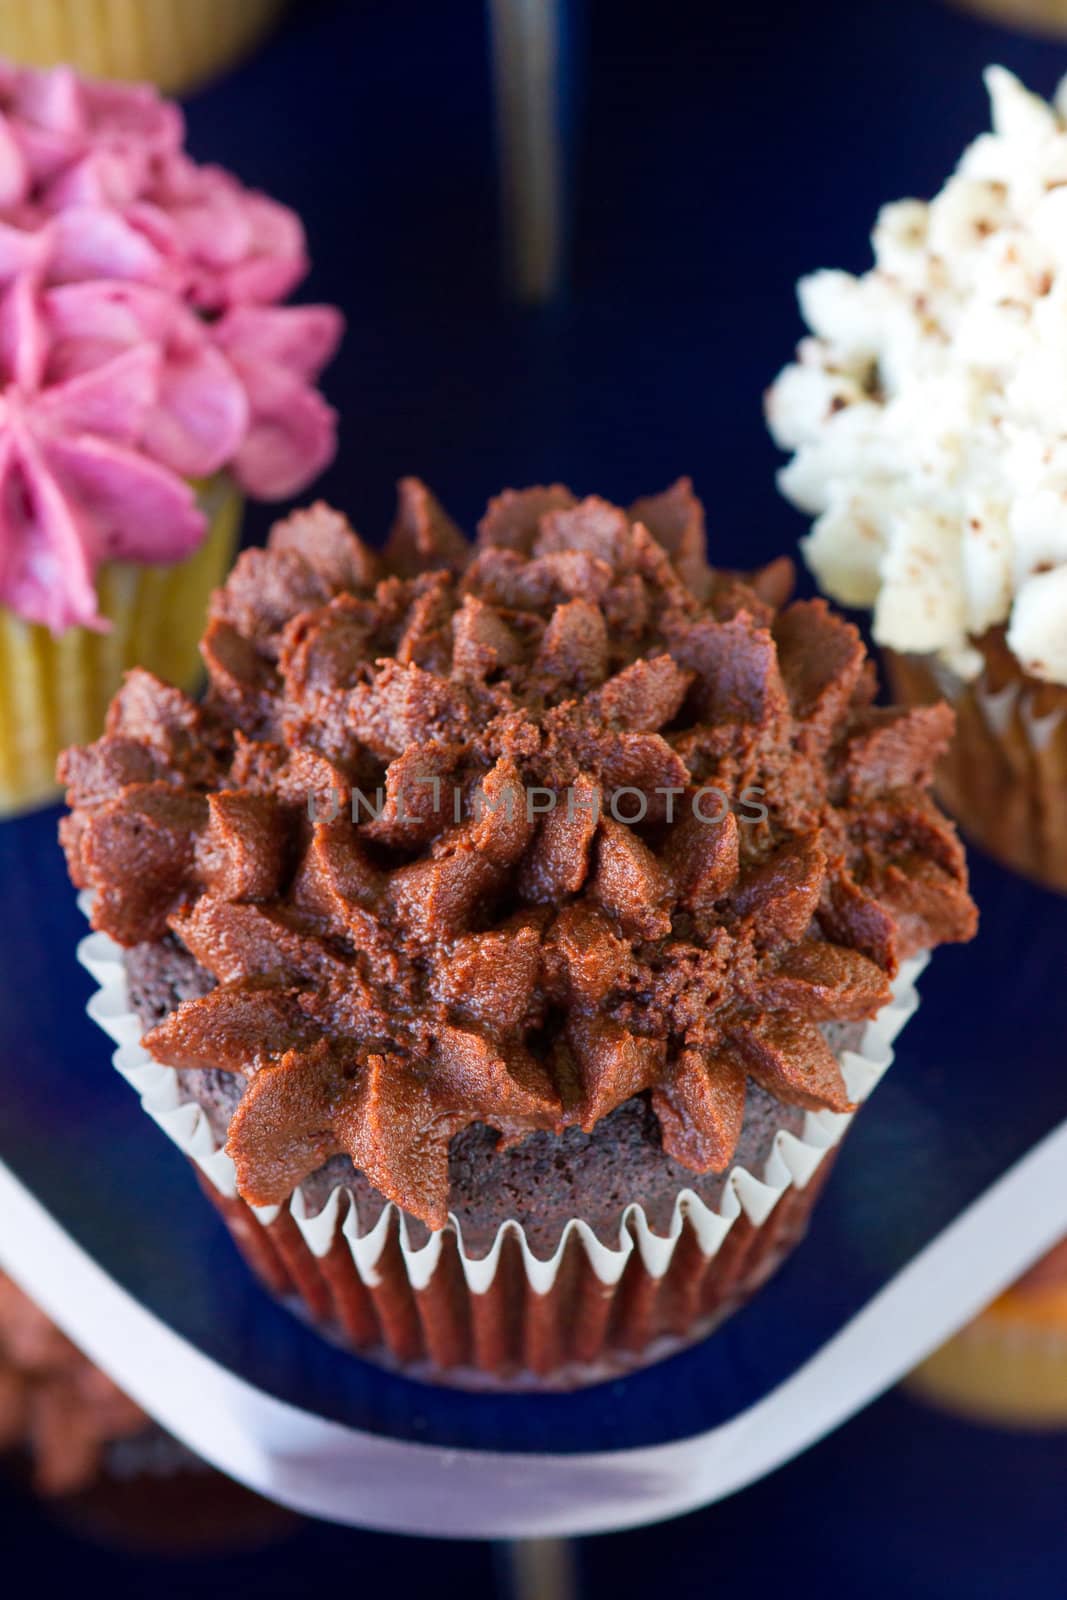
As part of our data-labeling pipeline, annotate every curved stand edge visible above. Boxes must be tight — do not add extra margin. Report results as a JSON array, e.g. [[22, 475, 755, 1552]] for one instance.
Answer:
[[2, 1123, 1067, 1539]]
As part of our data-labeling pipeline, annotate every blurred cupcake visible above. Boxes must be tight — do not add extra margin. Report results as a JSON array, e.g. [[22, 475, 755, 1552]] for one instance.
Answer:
[[0, 1269, 144, 1496], [63, 480, 976, 1387], [909, 1239, 1067, 1428], [0, 1, 284, 95], [0, 61, 343, 816], [948, 0, 1067, 39], [0, 1271, 294, 1548], [767, 67, 1067, 891]]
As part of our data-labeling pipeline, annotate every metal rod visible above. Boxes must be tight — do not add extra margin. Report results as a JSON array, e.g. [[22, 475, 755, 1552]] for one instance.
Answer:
[[488, 0, 566, 303], [499, 1536, 581, 1600]]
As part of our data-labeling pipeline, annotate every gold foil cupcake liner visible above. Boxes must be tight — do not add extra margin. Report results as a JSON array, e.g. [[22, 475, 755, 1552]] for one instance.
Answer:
[[0, 0, 284, 95], [885, 649, 1067, 894], [78, 904, 926, 1389], [0, 476, 241, 819]]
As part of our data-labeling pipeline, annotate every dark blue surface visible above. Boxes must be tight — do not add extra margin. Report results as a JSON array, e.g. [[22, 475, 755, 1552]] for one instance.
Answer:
[[4, 1385, 1064, 1600], [2, 0, 1067, 1588]]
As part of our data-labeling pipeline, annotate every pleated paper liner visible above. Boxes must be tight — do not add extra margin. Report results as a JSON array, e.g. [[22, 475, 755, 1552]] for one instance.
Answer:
[[885, 647, 1067, 895], [0, 475, 241, 818], [0, 0, 285, 95], [78, 898, 926, 1389], [188, 1158, 841, 1390]]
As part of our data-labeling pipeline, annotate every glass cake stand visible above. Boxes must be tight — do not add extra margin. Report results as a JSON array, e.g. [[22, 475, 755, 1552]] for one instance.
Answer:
[[0, 805, 1065, 1538]]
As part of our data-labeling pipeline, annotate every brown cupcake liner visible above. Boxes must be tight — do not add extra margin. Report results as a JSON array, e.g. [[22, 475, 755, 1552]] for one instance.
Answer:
[[79, 904, 925, 1389], [188, 1156, 837, 1388], [885, 647, 1067, 893]]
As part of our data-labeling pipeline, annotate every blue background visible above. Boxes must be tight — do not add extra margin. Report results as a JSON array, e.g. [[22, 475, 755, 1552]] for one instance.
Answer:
[[1, 0, 1066, 1592]]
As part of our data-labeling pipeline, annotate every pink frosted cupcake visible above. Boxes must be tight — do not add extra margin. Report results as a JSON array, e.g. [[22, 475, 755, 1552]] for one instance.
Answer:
[[0, 62, 343, 815]]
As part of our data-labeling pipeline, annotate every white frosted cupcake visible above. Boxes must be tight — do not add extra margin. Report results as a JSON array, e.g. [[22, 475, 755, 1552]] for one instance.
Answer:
[[767, 67, 1067, 891]]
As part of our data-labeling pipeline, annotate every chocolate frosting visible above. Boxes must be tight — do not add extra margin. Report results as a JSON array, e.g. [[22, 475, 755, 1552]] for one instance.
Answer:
[[60, 480, 977, 1230]]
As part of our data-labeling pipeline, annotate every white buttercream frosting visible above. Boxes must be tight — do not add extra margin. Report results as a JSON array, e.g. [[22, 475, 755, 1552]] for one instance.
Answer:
[[767, 66, 1067, 686]]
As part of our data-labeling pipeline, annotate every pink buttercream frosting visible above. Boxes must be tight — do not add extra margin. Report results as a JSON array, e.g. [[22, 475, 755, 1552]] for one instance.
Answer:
[[0, 62, 343, 632]]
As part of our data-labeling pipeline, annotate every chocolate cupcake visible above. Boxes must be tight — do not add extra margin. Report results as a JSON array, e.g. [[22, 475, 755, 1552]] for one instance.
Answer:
[[65, 480, 976, 1386], [0, 1272, 293, 1549], [0, 1271, 144, 1497]]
